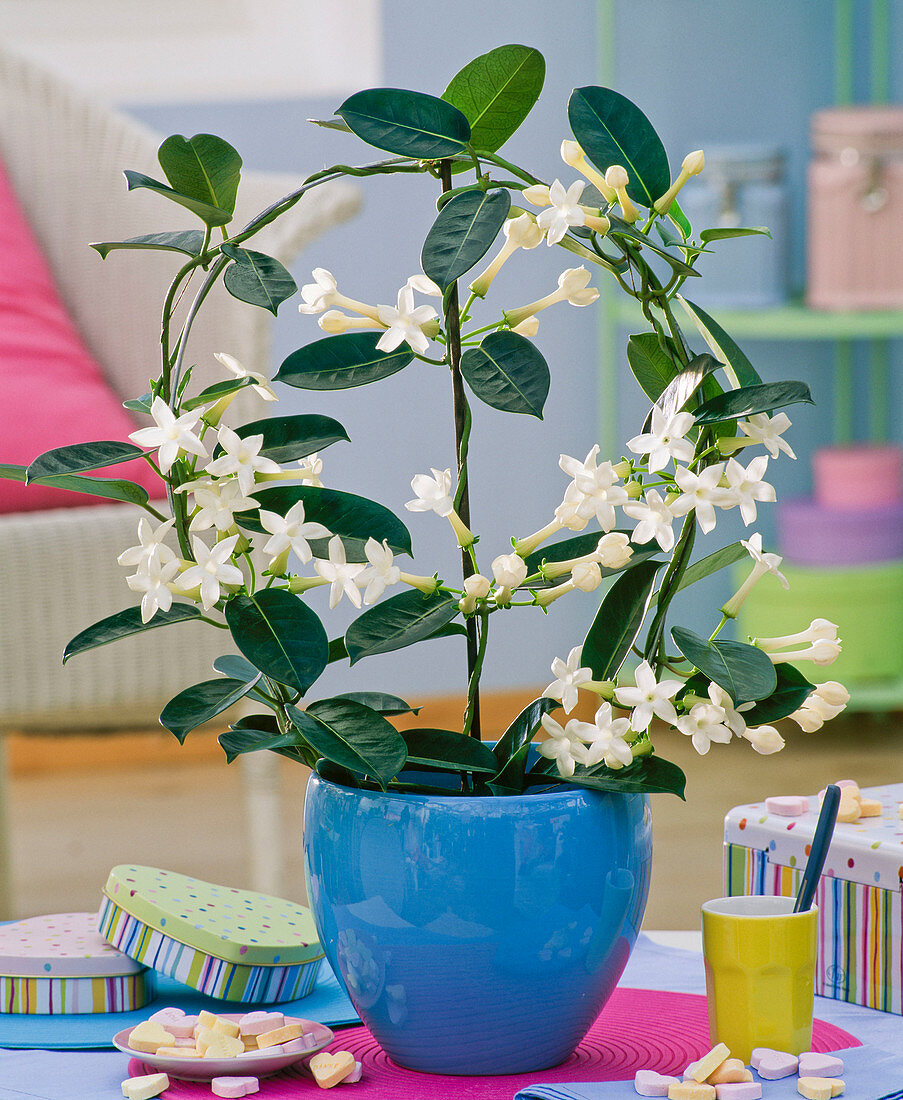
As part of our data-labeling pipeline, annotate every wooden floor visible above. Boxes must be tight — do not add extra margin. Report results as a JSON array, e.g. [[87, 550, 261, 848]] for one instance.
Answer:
[[5, 704, 902, 929]]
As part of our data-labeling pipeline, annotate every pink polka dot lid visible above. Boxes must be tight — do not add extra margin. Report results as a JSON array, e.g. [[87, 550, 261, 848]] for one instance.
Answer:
[[0, 912, 144, 977]]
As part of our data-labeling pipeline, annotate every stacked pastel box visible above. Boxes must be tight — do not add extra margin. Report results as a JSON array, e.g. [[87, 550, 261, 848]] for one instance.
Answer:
[[738, 444, 903, 683]]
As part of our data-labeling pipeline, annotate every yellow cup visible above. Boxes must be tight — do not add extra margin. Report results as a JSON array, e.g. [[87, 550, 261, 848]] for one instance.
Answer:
[[701, 894, 817, 1063]]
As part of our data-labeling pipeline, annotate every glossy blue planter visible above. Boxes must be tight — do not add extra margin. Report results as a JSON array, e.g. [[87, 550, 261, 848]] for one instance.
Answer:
[[303, 771, 652, 1075]]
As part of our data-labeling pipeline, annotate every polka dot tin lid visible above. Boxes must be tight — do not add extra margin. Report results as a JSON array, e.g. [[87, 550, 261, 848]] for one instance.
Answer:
[[0, 912, 145, 978], [102, 866, 321, 967], [725, 782, 903, 892]]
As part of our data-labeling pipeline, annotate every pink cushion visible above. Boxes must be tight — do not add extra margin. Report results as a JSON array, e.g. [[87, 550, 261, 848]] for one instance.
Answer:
[[0, 159, 165, 512]]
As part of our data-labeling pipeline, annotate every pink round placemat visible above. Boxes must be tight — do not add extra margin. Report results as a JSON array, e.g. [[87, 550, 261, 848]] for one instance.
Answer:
[[132, 987, 860, 1099]]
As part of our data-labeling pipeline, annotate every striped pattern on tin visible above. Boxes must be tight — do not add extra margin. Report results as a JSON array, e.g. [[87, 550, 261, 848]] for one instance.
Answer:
[[1, 970, 154, 1014], [725, 842, 903, 1016], [97, 896, 322, 1004]]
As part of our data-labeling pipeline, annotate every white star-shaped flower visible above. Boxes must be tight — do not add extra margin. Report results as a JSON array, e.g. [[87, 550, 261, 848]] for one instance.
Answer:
[[405, 468, 454, 517], [314, 535, 367, 609], [376, 284, 438, 355], [117, 517, 177, 571], [177, 477, 259, 533], [739, 412, 796, 460], [214, 351, 278, 402], [176, 534, 244, 611], [581, 702, 634, 768], [126, 555, 180, 623], [740, 532, 788, 590], [670, 463, 732, 534], [542, 646, 594, 714], [613, 660, 683, 732], [298, 268, 340, 314], [536, 179, 587, 245], [259, 499, 330, 565], [558, 445, 629, 532], [722, 455, 776, 526], [538, 714, 590, 777], [706, 682, 751, 737], [627, 407, 696, 473], [204, 425, 281, 497], [623, 489, 677, 552], [677, 702, 733, 755], [360, 537, 401, 605], [128, 396, 208, 474]]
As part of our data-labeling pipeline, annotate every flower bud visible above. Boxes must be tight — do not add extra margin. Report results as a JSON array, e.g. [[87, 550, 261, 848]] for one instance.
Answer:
[[511, 315, 539, 337], [464, 573, 491, 599], [815, 680, 850, 707], [571, 561, 602, 591], [789, 708, 824, 733], [605, 165, 639, 223], [682, 149, 705, 176], [596, 532, 633, 569], [522, 184, 551, 207], [560, 140, 584, 167], [492, 553, 528, 590], [318, 310, 357, 334], [505, 211, 544, 249], [583, 213, 610, 235], [745, 725, 785, 754], [458, 594, 477, 615]]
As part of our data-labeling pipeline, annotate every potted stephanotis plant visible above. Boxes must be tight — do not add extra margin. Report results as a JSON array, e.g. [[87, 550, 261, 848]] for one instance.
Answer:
[[4, 45, 850, 1074]]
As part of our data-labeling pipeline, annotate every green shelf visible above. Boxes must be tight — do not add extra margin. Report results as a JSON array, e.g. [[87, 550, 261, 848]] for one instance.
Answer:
[[614, 298, 903, 340]]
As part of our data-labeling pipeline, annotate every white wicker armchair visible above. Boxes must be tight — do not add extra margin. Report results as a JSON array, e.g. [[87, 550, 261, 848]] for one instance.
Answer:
[[0, 47, 360, 916]]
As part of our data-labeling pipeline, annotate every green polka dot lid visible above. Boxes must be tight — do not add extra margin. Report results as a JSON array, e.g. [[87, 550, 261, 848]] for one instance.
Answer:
[[102, 866, 322, 968]]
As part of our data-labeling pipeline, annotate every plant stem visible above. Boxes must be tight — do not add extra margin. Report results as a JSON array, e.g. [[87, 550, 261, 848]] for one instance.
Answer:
[[440, 158, 481, 741]]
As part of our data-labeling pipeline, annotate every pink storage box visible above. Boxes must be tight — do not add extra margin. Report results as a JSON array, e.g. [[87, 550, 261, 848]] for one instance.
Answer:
[[807, 106, 903, 311], [813, 445, 903, 509]]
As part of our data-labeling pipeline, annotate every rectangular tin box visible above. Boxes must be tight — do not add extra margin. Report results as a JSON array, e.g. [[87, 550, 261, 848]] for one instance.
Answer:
[[724, 783, 903, 1014]]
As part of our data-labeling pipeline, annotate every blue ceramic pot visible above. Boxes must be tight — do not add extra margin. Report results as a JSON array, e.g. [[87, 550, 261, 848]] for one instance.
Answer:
[[303, 770, 652, 1075]]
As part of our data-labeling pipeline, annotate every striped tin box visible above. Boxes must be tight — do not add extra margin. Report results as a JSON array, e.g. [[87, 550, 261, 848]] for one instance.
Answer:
[[724, 783, 903, 1015], [0, 912, 155, 1015], [98, 865, 324, 1004]]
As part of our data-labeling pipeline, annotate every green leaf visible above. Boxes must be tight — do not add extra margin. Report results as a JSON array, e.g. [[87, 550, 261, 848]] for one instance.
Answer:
[[421, 187, 510, 289], [123, 394, 154, 415], [740, 664, 816, 725], [672, 542, 748, 596], [10, 470, 151, 506], [694, 381, 815, 424], [181, 377, 253, 411], [27, 441, 147, 481], [567, 86, 670, 208], [160, 676, 260, 744], [212, 654, 260, 682], [295, 699, 408, 790], [699, 226, 772, 243], [345, 590, 460, 665], [524, 532, 659, 589], [225, 589, 328, 694], [332, 691, 420, 715], [91, 230, 206, 259], [656, 353, 721, 421], [626, 333, 679, 403], [0, 464, 26, 482], [276, 332, 414, 391], [402, 728, 498, 773], [227, 415, 349, 464], [218, 724, 306, 764], [582, 559, 664, 681], [607, 216, 700, 277], [565, 754, 686, 798], [63, 605, 202, 663], [221, 245, 297, 315], [491, 696, 559, 794], [678, 297, 762, 388], [336, 88, 471, 159], [238, 485, 412, 557], [442, 44, 545, 153], [124, 170, 233, 228], [671, 626, 777, 706], [308, 117, 353, 133], [460, 330, 549, 417], [669, 198, 692, 240], [157, 133, 242, 218]]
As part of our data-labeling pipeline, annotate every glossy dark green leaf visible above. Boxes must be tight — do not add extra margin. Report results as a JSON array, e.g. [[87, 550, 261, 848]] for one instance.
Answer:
[[460, 330, 549, 417], [655, 220, 707, 254], [229, 415, 349, 464], [296, 699, 408, 789], [238, 485, 412, 557], [740, 664, 815, 725], [678, 298, 762, 388], [212, 654, 260, 682], [568, 86, 670, 207], [276, 332, 414, 391], [607, 216, 700, 276], [671, 626, 777, 706], [657, 353, 721, 421], [181, 377, 253, 411], [442, 45, 545, 152], [332, 691, 420, 715], [225, 589, 328, 694], [566, 754, 686, 798], [337, 88, 471, 159], [694, 381, 814, 424], [582, 559, 664, 681], [218, 723, 307, 764], [490, 696, 559, 795], [0, 463, 26, 482], [421, 187, 510, 289], [626, 333, 679, 404], [91, 230, 206, 259], [63, 604, 202, 663], [699, 226, 772, 243], [672, 542, 748, 596], [221, 244, 297, 315], [160, 676, 260, 744], [123, 394, 154, 415], [157, 133, 242, 217], [13, 471, 151, 506], [345, 590, 460, 665], [402, 728, 498, 773], [669, 198, 692, 240], [27, 441, 146, 481], [124, 170, 233, 227]]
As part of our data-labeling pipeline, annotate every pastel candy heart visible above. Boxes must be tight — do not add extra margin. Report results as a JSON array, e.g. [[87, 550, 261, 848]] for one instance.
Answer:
[[121, 1073, 170, 1100], [282, 1033, 320, 1054], [765, 796, 809, 817], [708, 1060, 753, 1085], [239, 1010, 285, 1037], [346, 1061, 363, 1084], [689, 1045, 731, 1083], [148, 1008, 196, 1038], [202, 1033, 245, 1059], [752, 1049, 798, 1079], [635, 1069, 681, 1096], [797, 1078, 845, 1100], [798, 1053, 844, 1078], [666, 1084, 715, 1099], [211, 1077, 260, 1098], [714, 1085, 761, 1100], [127, 1020, 175, 1054], [310, 1051, 356, 1089]]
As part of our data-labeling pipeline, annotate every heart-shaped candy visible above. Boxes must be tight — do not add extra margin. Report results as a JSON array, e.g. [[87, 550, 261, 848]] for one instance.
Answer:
[[708, 1059, 753, 1085], [127, 1020, 176, 1054], [635, 1069, 680, 1095], [798, 1052, 844, 1078], [310, 1051, 356, 1089], [712, 1084, 761, 1100], [148, 1006, 197, 1038], [238, 1010, 285, 1037], [750, 1048, 798, 1079], [211, 1077, 260, 1098], [797, 1078, 844, 1100]]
